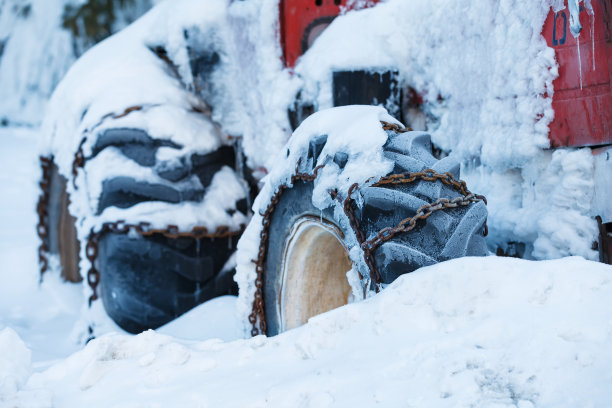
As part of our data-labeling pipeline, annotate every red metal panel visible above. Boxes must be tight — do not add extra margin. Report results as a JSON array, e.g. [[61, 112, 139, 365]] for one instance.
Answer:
[[279, 0, 381, 68], [542, 0, 612, 147]]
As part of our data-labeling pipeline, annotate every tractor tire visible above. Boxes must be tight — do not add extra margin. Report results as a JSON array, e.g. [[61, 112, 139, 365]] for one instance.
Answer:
[[88, 127, 245, 333], [258, 127, 488, 336], [44, 126, 248, 333]]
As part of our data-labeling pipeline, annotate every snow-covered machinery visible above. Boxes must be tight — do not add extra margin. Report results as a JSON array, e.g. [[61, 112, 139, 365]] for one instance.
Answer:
[[35, 0, 610, 338]]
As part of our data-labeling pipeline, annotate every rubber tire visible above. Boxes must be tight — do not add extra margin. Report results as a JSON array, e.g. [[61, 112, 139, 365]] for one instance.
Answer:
[[80, 127, 244, 333], [262, 130, 488, 336], [99, 232, 238, 333]]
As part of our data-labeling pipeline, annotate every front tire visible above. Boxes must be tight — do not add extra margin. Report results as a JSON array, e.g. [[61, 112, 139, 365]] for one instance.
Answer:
[[246, 114, 488, 336]]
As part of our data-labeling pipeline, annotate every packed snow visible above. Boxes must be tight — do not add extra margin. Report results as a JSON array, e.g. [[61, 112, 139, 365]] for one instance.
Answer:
[[3, 256, 612, 407]]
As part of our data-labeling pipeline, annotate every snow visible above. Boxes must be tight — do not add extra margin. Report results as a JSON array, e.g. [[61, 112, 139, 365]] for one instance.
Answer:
[[463, 148, 598, 260], [3, 256, 612, 407], [0, 328, 31, 400]]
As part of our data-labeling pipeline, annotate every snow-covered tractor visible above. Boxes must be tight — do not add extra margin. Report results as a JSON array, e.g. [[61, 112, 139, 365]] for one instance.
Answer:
[[36, 0, 610, 338]]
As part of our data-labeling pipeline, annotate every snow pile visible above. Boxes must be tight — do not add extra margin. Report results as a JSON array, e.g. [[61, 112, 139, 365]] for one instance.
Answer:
[[0, 328, 31, 401], [6, 256, 612, 407]]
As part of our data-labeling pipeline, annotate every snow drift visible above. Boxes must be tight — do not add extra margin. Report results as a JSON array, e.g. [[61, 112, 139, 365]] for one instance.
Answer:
[[4, 256, 612, 407]]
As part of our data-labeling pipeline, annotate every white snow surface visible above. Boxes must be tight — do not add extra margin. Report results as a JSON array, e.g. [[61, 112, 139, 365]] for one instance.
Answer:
[[3, 256, 612, 407]]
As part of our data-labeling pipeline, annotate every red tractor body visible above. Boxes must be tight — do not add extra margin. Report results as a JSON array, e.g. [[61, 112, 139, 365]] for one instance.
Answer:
[[542, 0, 612, 148]]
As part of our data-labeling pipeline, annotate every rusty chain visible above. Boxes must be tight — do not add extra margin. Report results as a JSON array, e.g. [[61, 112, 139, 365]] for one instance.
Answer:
[[36, 156, 53, 279], [249, 122, 487, 336], [84, 221, 245, 305], [248, 169, 321, 336]]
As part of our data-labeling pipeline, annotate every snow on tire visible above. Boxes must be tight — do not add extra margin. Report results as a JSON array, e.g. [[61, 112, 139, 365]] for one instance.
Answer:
[[235, 106, 488, 336]]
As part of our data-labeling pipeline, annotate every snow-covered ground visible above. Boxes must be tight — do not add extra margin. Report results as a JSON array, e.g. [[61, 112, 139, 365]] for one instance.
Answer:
[[3, 253, 612, 407]]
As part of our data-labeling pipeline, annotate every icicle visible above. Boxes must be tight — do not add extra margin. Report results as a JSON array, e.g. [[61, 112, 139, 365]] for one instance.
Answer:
[[585, 0, 595, 71], [577, 36, 583, 90]]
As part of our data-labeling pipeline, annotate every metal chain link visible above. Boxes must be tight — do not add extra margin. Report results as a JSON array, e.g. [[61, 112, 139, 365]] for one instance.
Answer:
[[248, 122, 487, 336], [36, 156, 53, 279], [248, 168, 322, 336]]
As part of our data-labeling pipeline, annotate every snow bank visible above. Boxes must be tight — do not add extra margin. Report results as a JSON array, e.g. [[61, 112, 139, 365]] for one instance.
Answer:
[[7, 256, 612, 407], [0, 328, 31, 400]]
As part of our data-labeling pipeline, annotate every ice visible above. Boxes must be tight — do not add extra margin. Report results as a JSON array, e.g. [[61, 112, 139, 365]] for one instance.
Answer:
[[577, 36, 583, 90]]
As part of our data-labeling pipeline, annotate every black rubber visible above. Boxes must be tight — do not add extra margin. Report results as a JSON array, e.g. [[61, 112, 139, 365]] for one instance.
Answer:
[[261, 128, 488, 336], [87, 127, 245, 333], [99, 232, 238, 333]]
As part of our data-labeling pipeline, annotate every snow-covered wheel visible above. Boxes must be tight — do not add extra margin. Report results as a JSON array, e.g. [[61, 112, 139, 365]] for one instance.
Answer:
[[81, 127, 246, 333], [238, 106, 488, 336]]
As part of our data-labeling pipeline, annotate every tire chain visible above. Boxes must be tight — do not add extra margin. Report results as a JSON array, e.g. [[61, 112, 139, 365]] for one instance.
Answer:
[[36, 156, 53, 279], [249, 122, 487, 336], [85, 221, 245, 306]]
